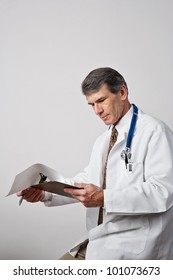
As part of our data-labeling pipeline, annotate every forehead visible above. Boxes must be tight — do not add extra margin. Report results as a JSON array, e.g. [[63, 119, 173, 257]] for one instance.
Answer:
[[86, 85, 116, 103]]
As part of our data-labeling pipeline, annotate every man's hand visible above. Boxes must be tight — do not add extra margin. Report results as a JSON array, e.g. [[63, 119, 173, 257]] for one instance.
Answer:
[[16, 187, 45, 203], [64, 183, 104, 207]]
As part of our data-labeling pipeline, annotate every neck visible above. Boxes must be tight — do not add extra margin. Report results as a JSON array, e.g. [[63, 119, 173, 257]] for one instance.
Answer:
[[113, 101, 131, 126], [122, 101, 131, 117]]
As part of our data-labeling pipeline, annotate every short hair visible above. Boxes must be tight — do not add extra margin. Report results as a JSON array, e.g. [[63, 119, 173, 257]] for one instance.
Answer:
[[81, 67, 128, 95]]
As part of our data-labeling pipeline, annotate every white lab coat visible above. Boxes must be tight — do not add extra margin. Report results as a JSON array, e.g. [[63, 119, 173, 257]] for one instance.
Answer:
[[44, 106, 173, 259]]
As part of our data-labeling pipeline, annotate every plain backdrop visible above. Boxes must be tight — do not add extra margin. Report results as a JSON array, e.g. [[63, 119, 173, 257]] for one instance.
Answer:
[[0, 0, 173, 259]]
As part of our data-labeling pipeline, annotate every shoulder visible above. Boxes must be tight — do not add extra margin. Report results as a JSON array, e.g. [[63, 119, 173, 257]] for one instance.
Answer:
[[137, 109, 173, 135]]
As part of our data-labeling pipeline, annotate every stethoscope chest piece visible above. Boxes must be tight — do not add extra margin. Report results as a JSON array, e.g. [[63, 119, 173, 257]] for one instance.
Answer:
[[120, 149, 131, 161], [120, 104, 138, 171]]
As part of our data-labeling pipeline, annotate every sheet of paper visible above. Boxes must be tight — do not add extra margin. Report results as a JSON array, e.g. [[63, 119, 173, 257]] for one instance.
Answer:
[[6, 163, 77, 198]]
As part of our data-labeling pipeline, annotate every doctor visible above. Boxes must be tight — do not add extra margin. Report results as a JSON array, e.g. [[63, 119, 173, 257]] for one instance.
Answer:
[[18, 67, 173, 259]]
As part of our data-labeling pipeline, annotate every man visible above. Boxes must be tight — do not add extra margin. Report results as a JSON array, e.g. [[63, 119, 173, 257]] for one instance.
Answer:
[[17, 67, 173, 259]]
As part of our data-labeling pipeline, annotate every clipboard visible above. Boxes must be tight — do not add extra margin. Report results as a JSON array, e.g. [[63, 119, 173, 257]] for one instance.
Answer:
[[33, 181, 82, 198]]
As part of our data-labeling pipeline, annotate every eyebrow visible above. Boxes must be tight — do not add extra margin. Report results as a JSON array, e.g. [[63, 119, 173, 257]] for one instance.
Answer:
[[88, 96, 107, 105]]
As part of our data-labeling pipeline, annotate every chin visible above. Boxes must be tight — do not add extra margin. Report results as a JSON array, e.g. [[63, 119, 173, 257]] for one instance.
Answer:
[[104, 120, 112, 126]]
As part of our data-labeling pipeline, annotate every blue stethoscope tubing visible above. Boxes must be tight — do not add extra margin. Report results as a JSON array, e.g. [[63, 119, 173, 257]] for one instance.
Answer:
[[121, 104, 138, 169]]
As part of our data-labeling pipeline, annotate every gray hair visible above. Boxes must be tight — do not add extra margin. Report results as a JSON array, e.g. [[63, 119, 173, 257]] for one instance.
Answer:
[[81, 67, 128, 95]]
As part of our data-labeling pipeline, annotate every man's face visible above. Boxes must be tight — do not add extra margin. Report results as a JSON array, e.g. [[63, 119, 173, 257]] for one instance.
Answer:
[[86, 84, 130, 126]]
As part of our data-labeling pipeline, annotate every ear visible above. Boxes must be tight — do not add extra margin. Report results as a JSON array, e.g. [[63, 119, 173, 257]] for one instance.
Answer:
[[120, 85, 128, 101]]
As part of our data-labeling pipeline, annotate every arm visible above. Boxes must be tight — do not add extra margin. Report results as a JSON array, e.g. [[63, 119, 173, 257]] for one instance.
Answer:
[[16, 166, 91, 206]]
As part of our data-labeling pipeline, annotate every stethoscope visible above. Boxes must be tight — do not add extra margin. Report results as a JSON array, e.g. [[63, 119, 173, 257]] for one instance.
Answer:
[[120, 104, 138, 172]]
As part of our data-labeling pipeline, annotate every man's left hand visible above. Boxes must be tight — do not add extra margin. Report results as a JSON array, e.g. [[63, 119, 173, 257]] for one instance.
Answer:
[[64, 183, 103, 208]]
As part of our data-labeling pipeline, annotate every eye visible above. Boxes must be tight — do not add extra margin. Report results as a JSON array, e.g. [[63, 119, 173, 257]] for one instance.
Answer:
[[98, 97, 107, 104], [99, 98, 105, 103], [88, 103, 94, 107]]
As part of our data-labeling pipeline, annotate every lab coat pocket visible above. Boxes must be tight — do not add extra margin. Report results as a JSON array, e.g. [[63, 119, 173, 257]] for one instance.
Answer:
[[105, 215, 149, 255], [125, 162, 144, 186]]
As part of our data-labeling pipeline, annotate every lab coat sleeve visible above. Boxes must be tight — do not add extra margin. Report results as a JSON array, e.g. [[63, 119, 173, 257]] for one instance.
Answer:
[[43, 166, 89, 207], [104, 124, 173, 214]]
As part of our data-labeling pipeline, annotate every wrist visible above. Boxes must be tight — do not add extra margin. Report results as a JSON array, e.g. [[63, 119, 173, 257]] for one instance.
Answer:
[[40, 191, 51, 202]]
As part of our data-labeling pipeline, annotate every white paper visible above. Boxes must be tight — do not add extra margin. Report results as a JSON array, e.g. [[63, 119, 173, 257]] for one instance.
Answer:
[[6, 163, 66, 196]]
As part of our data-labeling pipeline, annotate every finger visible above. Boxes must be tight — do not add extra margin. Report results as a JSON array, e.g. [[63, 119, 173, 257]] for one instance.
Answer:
[[64, 187, 86, 197], [25, 189, 43, 201], [22, 188, 37, 199], [16, 188, 30, 196], [26, 190, 44, 202], [16, 191, 23, 197], [74, 183, 86, 188]]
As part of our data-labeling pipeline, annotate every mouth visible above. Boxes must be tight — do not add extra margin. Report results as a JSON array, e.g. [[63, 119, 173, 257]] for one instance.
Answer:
[[101, 114, 109, 121]]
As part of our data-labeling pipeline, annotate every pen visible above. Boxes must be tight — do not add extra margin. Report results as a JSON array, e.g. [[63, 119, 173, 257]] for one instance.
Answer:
[[19, 195, 24, 206], [19, 173, 47, 206]]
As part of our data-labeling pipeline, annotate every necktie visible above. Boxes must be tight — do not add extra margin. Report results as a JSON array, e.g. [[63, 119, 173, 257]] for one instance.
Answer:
[[98, 126, 118, 225]]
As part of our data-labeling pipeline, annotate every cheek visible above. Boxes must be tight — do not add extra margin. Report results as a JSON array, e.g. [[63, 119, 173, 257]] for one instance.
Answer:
[[111, 107, 122, 123], [113, 103, 123, 115], [111, 105, 119, 116]]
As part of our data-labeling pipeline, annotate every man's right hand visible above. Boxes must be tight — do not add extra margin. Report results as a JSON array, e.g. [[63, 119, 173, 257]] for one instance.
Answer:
[[16, 187, 45, 203]]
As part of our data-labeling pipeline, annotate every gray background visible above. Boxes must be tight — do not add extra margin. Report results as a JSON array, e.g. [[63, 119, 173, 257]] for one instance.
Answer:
[[0, 0, 173, 259]]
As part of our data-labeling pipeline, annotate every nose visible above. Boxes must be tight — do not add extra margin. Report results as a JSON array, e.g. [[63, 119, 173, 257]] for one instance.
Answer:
[[93, 103, 103, 115]]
